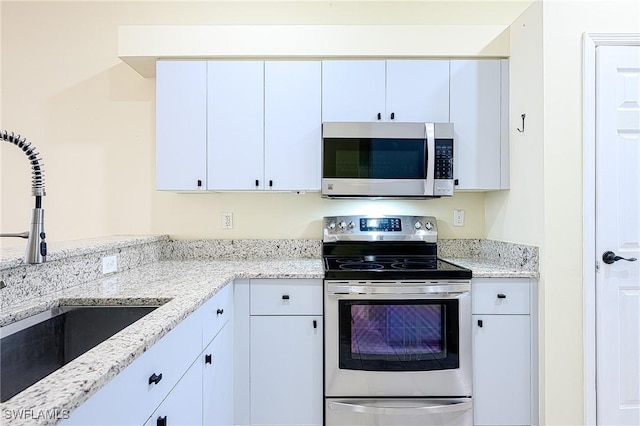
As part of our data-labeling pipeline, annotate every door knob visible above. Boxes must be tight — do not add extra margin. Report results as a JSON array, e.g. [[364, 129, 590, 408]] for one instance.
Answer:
[[602, 251, 637, 264]]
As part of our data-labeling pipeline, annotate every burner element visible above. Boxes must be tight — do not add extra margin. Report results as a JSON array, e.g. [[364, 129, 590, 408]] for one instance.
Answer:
[[339, 263, 384, 271]]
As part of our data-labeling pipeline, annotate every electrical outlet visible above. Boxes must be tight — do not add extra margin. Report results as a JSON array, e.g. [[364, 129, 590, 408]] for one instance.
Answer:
[[222, 212, 233, 229], [102, 255, 117, 274], [453, 209, 465, 227]]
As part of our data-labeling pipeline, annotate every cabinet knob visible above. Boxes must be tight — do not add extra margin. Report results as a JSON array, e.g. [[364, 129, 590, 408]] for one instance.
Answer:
[[390, 112, 395, 120], [197, 180, 202, 187], [377, 112, 382, 120], [282, 294, 290, 300], [269, 180, 273, 187], [477, 319, 483, 328], [157, 416, 167, 426], [497, 293, 507, 299], [205, 354, 212, 364], [216, 308, 224, 315], [255, 179, 259, 187], [313, 320, 317, 329], [149, 372, 163, 385], [454, 179, 459, 186]]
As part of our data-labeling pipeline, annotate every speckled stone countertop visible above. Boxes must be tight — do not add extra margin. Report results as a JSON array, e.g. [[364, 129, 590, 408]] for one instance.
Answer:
[[0, 236, 537, 425], [0, 258, 323, 425]]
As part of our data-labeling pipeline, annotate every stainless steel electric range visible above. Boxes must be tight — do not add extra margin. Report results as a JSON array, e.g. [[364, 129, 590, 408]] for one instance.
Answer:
[[322, 215, 473, 426]]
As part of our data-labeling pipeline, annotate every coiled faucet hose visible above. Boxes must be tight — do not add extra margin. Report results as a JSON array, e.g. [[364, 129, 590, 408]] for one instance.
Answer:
[[1, 130, 45, 197]]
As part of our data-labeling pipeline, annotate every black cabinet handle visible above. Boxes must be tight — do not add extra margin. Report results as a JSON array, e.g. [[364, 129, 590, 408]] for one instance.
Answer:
[[497, 294, 507, 299], [157, 416, 167, 426], [255, 179, 259, 187], [269, 180, 273, 187], [377, 112, 382, 120], [390, 112, 395, 120], [216, 308, 224, 315], [454, 179, 459, 186], [205, 354, 212, 364], [149, 373, 163, 385], [313, 320, 317, 329], [197, 180, 202, 187], [282, 294, 290, 300], [477, 319, 483, 327]]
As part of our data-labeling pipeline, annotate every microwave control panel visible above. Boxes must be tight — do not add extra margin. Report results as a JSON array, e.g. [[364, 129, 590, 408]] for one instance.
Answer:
[[434, 139, 454, 180]]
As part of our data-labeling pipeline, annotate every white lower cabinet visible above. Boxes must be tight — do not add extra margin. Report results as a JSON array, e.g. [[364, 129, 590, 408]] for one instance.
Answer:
[[203, 323, 234, 426], [145, 357, 203, 426], [472, 278, 536, 426], [250, 315, 323, 425], [63, 284, 234, 426], [245, 279, 324, 426]]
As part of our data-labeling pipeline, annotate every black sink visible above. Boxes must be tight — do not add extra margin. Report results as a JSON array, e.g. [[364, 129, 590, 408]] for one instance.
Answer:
[[0, 305, 158, 402]]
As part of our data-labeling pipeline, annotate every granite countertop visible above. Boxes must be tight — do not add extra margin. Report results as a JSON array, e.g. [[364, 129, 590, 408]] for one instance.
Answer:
[[0, 258, 323, 425], [0, 237, 537, 425]]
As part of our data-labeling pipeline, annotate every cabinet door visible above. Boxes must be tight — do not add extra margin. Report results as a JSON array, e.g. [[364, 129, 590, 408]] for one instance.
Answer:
[[386, 60, 450, 123], [264, 61, 322, 191], [156, 61, 207, 191], [250, 315, 323, 426], [203, 323, 234, 426], [207, 61, 264, 190], [473, 315, 531, 425], [322, 60, 386, 122], [450, 60, 502, 190], [144, 357, 203, 426]]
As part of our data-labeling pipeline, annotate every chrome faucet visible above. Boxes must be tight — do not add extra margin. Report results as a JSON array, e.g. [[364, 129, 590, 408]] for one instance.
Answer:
[[0, 130, 47, 264]]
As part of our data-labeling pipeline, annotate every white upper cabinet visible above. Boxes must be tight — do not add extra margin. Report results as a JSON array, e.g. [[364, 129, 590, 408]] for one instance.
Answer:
[[321, 60, 450, 123], [450, 59, 509, 191], [264, 61, 322, 191], [385, 60, 450, 123], [156, 61, 207, 191], [321, 60, 386, 122], [207, 61, 265, 191]]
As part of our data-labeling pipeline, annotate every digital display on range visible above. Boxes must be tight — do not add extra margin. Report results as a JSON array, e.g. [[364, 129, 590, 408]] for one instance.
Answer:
[[359, 217, 402, 232]]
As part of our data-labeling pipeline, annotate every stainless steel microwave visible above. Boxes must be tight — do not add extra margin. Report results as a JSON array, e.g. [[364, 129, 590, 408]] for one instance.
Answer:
[[321, 122, 455, 198]]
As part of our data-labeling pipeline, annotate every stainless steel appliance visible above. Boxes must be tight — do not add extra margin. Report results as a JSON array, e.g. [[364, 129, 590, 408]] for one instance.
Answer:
[[321, 122, 455, 198], [323, 215, 473, 426]]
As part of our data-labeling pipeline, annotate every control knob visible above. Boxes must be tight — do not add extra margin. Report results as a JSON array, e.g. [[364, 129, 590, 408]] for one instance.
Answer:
[[425, 222, 434, 231], [414, 221, 422, 230], [328, 222, 336, 230], [338, 221, 347, 230], [348, 221, 355, 229]]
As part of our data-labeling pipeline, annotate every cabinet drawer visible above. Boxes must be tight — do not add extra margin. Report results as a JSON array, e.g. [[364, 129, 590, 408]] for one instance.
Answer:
[[64, 309, 202, 425], [250, 279, 322, 315], [202, 283, 233, 345], [472, 279, 530, 315]]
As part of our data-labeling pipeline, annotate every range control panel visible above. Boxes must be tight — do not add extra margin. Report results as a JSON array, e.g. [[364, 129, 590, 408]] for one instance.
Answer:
[[323, 215, 437, 243]]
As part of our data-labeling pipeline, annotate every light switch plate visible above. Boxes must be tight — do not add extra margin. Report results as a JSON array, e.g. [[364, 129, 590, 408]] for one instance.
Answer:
[[222, 212, 233, 229]]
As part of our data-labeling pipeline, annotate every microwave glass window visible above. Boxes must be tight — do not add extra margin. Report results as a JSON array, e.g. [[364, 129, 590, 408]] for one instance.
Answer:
[[338, 300, 459, 372], [323, 138, 426, 179]]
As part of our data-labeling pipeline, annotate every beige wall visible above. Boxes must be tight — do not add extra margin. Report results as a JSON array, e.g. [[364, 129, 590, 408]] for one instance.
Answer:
[[0, 0, 523, 245]]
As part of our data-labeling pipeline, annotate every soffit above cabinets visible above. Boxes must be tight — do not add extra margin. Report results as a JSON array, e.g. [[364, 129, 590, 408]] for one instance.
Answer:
[[117, 25, 510, 77]]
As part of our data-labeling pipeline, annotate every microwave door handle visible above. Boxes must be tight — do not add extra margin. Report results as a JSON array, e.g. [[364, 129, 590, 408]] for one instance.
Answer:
[[327, 399, 472, 416], [425, 123, 435, 196]]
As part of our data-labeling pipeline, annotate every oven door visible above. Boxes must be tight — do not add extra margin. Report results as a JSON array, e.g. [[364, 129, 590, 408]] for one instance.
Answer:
[[324, 281, 471, 397]]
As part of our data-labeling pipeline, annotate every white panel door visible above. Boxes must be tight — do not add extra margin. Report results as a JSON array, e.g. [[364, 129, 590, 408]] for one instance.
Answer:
[[203, 323, 234, 426], [207, 61, 264, 190], [473, 315, 531, 426], [596, 45, 640, 426], [386, 60, 450, 123], [264, 61, 321, 191], [250, 315, 323, 426], [144, 358, 203, 426], [321, 60, 386, 122], [450, 60, 502, 190], [156, 61, 207, 191]]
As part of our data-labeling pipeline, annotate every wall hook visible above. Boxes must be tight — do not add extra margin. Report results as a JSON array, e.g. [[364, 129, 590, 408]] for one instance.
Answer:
[[517, 114, 526, 132]]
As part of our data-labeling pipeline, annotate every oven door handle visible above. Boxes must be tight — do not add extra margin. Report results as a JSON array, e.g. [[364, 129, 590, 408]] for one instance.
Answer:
[[327, 398, 472, 416], [326, 284, 469, 296]]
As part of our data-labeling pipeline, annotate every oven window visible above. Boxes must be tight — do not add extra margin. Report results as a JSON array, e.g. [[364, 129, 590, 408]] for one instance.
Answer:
[[323, 138, 426, 179], [338, 300, 459, 371]]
